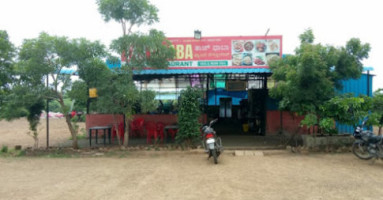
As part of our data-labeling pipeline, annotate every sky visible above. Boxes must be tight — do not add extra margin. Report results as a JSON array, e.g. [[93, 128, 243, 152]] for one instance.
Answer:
[[1, 0, 382, 90]]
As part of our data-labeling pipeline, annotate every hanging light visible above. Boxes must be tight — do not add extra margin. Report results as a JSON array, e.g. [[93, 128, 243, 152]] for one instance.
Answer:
[[194, 30, 201, 40]]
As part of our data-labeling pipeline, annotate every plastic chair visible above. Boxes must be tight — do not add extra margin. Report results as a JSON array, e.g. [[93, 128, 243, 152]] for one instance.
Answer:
[[130, 118, 145, 137], [156, 122, 166, 143], [167, 128, 178, 141], [112, 121, 124, 144], [145, 121, 157, 144]]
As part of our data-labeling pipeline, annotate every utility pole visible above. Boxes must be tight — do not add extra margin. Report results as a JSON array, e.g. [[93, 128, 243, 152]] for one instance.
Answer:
[[46, 74, 49, 149]]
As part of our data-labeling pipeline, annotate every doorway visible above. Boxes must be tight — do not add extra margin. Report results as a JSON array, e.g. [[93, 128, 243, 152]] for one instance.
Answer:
[[219, 98, 232, 118]]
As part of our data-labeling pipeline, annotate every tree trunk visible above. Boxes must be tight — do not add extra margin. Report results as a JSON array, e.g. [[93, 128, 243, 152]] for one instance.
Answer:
[[124, 115, 130, 147], [33, 132, 39, 149], [379, 126, 382, 136], [58, 96, 78, 149], [112, 114, 122, 146]]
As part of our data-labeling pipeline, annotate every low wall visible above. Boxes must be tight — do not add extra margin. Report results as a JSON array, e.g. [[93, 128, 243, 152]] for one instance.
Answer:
[[266, 111, 309, 135], [302, 135, 354, 148]]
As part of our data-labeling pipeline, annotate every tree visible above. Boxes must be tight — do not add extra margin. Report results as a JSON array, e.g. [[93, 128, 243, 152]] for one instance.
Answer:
[[321, 95, 371, 128], [1, 84, 45, 148], [96, 0, 175, 146], [67, 80, 88, 111], [176, 87, 203, 146], [96, 66, 137, 145], [0, 30, 15, 109], [370, 89, 383, 135], [17, 33, 81, 148], [270, 29, 371, 132], [69, 38, 108, 113], [139, 90, 157, 113], [97, 0, 158, 36]]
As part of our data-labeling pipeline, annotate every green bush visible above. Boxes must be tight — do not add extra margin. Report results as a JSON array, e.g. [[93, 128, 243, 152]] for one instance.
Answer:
[[1, 145, 8, 153], [176, 87, 202, 147], [70, 114, 85, 122], [319, 118, 337, 135]]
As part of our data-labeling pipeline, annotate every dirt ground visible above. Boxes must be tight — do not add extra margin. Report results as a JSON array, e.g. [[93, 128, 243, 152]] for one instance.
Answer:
[[0, 118, 85, 148], [2, 118, 383, 200], [2, 152, 383, 200]]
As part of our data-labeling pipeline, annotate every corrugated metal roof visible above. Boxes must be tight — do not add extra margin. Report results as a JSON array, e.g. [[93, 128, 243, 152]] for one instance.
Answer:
[[134, 68, 271, 75]]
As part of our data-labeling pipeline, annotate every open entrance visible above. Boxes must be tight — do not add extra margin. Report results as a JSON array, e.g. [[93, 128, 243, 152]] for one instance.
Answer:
[[206, 74, 269, 137]]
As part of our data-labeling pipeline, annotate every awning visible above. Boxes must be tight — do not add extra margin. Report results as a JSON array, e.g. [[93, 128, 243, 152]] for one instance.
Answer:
[[134, 68, 271, 75], [59, 66, 272, 75]]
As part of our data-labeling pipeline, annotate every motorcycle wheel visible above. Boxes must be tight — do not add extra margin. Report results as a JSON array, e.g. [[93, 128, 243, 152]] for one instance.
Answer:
[[352, 142, 373, 160], [212, 149, 218, 164]]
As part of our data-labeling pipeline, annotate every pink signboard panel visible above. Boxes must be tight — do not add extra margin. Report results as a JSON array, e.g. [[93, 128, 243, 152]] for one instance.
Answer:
[[167, 35, 282, 69]]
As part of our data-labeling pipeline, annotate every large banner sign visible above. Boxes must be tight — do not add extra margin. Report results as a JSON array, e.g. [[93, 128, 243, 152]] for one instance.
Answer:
[[167, 35, 282, 69]]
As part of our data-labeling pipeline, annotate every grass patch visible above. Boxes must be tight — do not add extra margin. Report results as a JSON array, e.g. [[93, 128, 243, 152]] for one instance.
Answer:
[[1, 145, 8, 153], [0, 147, 26, 157], [44, 149, 79, 158], [69, 132, 87, 140], [105, 150, 130, 158]]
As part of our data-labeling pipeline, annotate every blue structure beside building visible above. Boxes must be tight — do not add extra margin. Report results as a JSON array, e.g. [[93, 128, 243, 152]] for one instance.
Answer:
[[336, 68, 374, 134]]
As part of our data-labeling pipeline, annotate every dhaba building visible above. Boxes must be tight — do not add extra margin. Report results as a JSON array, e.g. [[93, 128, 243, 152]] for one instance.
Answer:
[[87, 34, 373, 139]]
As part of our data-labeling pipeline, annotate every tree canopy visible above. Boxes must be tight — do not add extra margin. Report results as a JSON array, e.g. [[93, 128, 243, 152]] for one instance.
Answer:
[[16, 32, 108, 149], [95, 0, 175, 146], [96, 0, 159, 35], [270, 28, 371, 115], [0, 30, 15, 107]]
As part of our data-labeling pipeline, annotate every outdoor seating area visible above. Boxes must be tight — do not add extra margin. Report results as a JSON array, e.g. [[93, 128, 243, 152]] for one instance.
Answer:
[[86, 114, 179, 146]]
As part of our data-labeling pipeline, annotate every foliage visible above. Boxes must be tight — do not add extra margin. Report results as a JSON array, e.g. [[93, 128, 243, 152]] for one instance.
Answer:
[[270, 29, 370, 116], [71, 114, 86, 122], [96, 0, 175, 147], [67, 81, 88, 111], [300, 113, 317, 128], [0, 30, 15, 111], [1, 145, 8, 153], [96, 66, 139, 115], [366, 89, 383, 134], [176, 87, 203, 146], [139, 90, 157, 113], [96, 0, 159, 35], [0, 82, 45, 148], [110, 29, 175, 69], [321, 95, 372, 128], [26, 99, 45, 148], [47, 97, 72, 113], [17, 32, 87, 149], [270, 29, 370, 134], [319, 118, 337, 135]]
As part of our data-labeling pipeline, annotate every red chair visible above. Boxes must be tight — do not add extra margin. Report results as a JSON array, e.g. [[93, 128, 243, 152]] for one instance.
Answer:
[[156, 122, 165, 143], [112, 121, 124, 144], [145, 121, 157, 144], [130, 118, 145, 137], [167, 128, 178, 141]]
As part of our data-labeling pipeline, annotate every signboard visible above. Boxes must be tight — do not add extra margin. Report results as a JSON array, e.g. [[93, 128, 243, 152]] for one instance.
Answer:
[[89, 88, 98, 98], [167, 35, 282, 69]]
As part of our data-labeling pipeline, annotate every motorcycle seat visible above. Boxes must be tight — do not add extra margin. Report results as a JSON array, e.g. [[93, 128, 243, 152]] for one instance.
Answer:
[[368, 134, 383, 143]]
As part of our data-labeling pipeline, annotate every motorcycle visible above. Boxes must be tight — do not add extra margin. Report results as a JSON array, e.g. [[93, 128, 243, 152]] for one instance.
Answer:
[[202, 119, 223, 164], [353, 118, 383, 160]]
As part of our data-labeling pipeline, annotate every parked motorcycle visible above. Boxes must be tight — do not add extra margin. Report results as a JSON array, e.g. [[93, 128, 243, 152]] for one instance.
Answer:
[[353, 119, 383, 160], [202, 119, 223, 164]]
